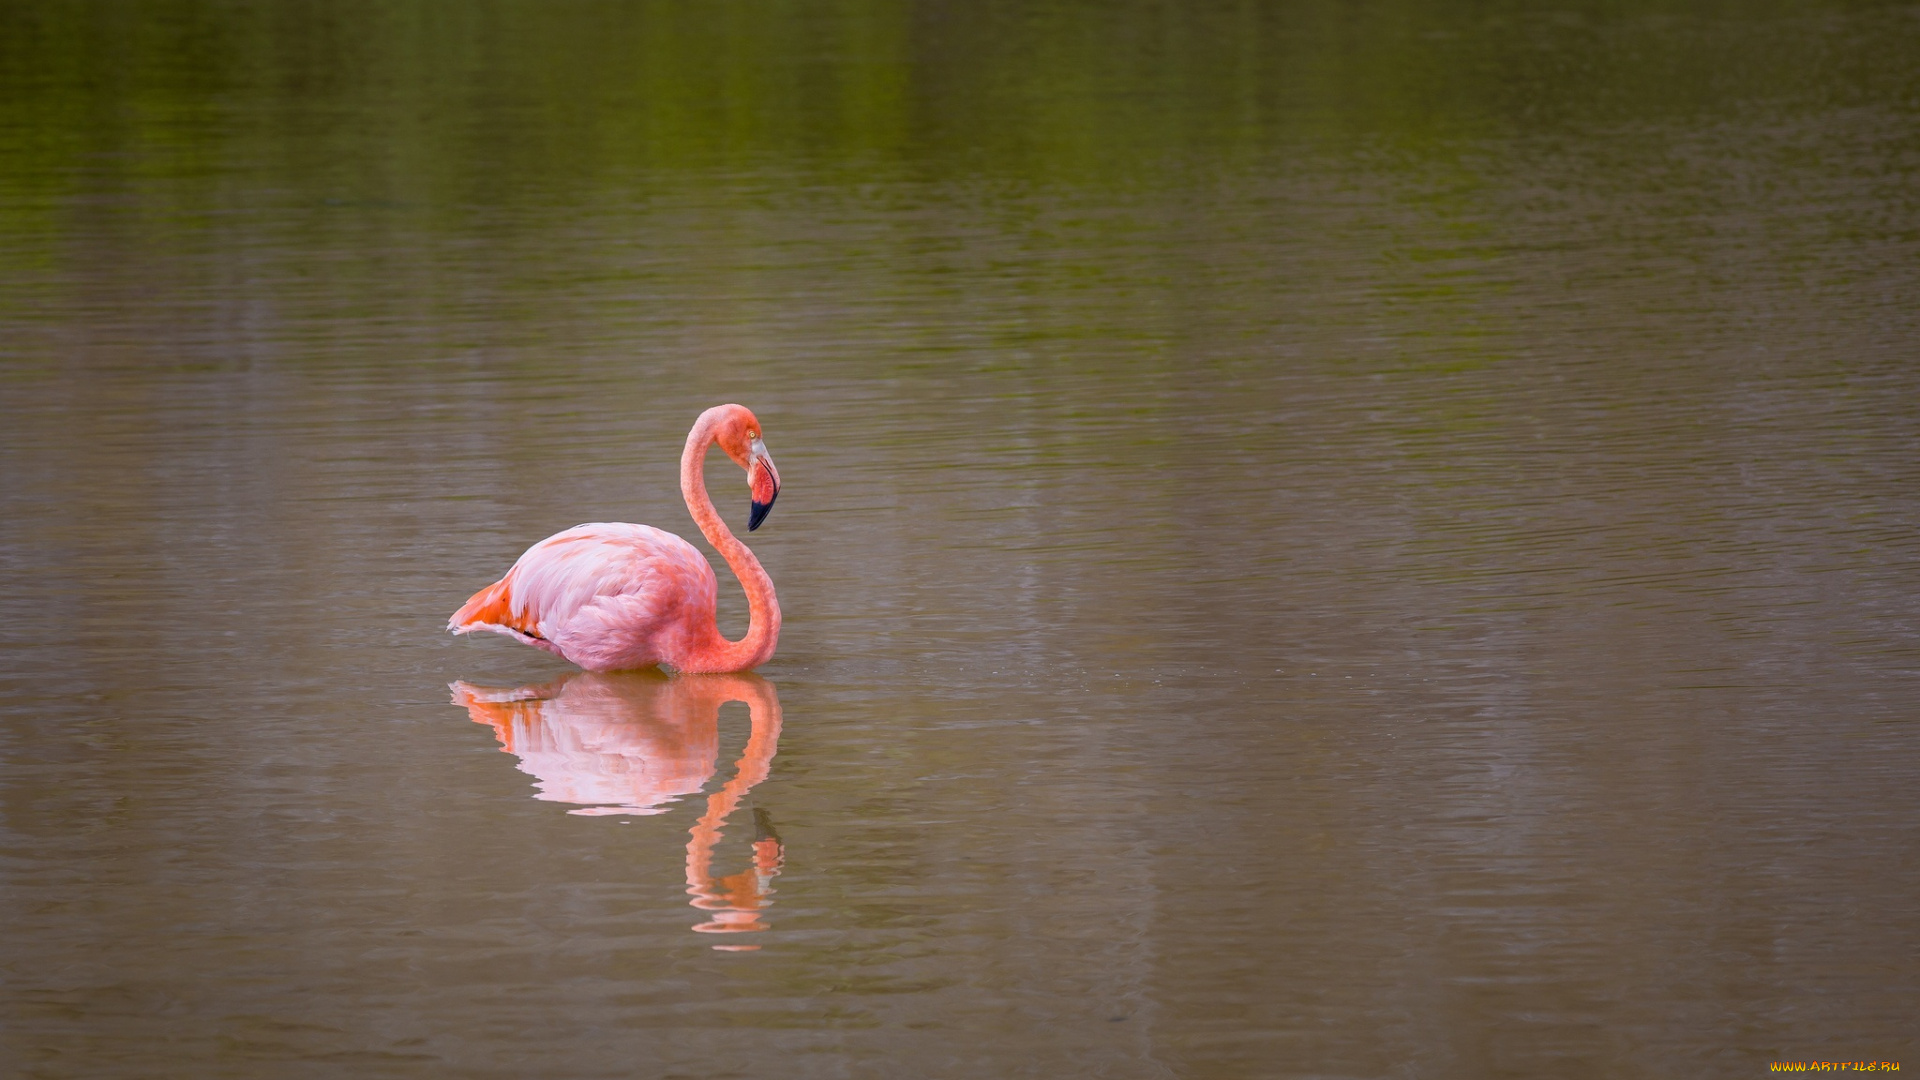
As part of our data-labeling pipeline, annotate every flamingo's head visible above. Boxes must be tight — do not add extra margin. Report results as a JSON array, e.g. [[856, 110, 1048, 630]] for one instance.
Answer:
[[712, 404, 781, 532]]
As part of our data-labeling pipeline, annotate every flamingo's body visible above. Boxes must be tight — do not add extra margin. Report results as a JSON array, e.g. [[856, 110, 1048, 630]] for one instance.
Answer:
[[449, 404, 782, 673]]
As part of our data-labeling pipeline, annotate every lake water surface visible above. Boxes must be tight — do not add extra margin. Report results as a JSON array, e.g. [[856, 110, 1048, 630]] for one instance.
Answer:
[[2, 1, 1917, 1076]]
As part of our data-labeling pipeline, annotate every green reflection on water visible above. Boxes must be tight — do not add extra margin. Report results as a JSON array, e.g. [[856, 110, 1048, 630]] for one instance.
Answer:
[[2, 0, 1912, 203]]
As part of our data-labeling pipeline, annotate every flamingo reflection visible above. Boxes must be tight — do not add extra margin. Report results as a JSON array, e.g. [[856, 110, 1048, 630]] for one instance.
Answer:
[[450, 671, 784, 947]]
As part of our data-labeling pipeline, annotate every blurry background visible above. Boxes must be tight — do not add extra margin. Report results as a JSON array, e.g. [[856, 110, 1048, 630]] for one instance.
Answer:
[[1, 0, 1916, 1076]]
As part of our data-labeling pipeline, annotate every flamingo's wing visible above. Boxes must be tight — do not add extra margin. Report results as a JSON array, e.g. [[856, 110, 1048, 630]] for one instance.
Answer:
[[450, 523, 716, 666]]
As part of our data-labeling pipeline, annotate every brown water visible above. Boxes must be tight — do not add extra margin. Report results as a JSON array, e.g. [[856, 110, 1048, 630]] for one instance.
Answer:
[[3, 1, 1918, 1076]]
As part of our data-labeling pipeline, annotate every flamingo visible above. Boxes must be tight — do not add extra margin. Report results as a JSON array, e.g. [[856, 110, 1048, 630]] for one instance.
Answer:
[[448, 404, 782, 673]]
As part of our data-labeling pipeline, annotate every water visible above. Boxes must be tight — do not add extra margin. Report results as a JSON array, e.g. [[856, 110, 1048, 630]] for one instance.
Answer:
[[2, 1, 1917, 1076]]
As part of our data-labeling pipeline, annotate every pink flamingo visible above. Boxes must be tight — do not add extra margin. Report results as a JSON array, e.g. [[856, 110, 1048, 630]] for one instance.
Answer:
[[449, 404, 782, 673]]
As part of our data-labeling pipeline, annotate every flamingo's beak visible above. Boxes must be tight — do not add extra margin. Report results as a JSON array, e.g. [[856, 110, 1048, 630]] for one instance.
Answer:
[[747, 438, 780, 532]]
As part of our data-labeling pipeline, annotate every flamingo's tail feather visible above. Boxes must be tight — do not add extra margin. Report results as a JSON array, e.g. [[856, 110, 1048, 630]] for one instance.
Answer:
[[450, 577, 569, 657], [449, 577, 517, 633]]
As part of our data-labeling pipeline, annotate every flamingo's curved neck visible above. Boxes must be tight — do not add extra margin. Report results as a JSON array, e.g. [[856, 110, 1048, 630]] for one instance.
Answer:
[[678, 411, 780, 672]]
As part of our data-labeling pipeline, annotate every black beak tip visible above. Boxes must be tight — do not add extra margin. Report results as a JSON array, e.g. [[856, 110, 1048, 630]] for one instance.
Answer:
[[749, 493, 775, 531]]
